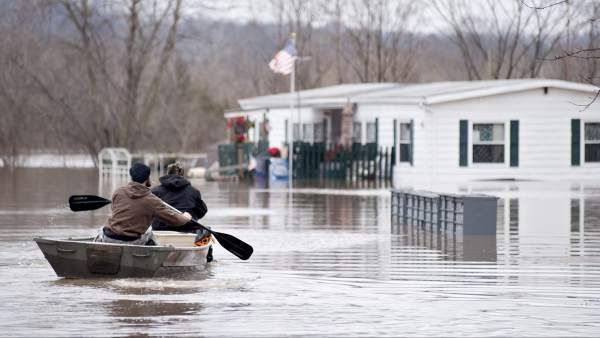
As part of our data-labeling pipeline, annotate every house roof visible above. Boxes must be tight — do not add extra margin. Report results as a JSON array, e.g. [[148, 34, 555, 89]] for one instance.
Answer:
[[238, 83, 399, 109], [234, 79, 599, 112], [352, 79, 599, 105]]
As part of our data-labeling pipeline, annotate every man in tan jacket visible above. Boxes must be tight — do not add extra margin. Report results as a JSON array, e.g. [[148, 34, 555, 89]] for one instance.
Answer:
[[95, 163, 192, 245]]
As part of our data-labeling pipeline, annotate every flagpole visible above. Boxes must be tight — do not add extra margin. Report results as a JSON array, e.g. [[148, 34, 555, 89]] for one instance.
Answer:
[[288, 33, 296, 191]]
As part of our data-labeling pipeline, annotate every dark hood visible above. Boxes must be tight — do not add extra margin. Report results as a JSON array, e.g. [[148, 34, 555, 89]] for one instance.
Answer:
[[124, 182, 151, 199], [159, 174, 191, 191]]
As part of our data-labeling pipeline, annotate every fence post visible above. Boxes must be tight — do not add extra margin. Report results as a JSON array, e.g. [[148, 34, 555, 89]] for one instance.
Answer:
[[309, 143, 317, 178], [313, 143, 318, 178], [325, 143, 333, 178], [384, 147, 389, 180], [375, 147, 380, 180], [304, 143, 309, 179], [379, 148, 383, 184]]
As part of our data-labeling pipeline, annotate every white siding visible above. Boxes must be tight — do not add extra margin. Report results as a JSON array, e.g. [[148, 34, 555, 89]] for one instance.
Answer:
[[234, 85, 599, 184], [266, 107, 317, 148], [354, 104, 424, 146], [397, 88, 600, 184], [356, 104, 428, 182]]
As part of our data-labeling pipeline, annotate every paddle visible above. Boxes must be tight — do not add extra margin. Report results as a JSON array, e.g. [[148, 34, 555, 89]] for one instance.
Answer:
[[68, 194, 253, 260]]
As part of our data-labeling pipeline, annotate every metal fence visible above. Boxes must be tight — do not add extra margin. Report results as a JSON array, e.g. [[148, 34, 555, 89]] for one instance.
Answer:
[[391, 189, 497, 235], [293, 142, 394, 181]]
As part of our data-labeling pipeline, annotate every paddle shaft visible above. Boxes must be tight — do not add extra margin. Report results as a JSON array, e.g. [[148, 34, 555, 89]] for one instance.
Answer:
[[161, 201, 210, 233], [68, 194, 253, 260], [161, 201, 253, 260]]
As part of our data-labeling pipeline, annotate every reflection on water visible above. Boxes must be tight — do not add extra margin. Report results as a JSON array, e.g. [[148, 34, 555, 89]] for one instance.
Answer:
[[392, 225, 498, 262], [1, 169, 600, 337]]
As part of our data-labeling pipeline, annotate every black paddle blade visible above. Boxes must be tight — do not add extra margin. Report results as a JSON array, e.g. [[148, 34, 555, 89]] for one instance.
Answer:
[[211, 231, 253, 260], [69, 195, 111, 212]]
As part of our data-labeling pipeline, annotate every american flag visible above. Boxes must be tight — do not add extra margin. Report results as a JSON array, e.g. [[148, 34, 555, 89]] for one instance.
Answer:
[[268, 41, 297, 75]]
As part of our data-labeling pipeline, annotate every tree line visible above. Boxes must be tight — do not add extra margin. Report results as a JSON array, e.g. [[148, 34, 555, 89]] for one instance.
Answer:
[[0, 0, 597, 167]]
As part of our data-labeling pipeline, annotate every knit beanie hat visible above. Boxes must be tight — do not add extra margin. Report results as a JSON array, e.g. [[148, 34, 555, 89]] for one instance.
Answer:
[[129, 163, 151, 183]]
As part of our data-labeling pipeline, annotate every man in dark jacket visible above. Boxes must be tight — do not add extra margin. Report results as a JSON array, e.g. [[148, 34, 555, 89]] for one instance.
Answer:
[[151, 162, 208, 232], [96, 163, 192, 245]]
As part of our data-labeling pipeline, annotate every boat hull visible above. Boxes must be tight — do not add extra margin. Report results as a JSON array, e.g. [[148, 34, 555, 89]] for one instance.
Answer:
[[34, 232, 211, 278]]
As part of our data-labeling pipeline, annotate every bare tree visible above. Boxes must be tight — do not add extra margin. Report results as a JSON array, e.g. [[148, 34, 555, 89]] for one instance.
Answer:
[[341, 0, 420, 83], [430, 0, 571, 79], [17, 0, 185, 163], [0, 1, 55, 167]]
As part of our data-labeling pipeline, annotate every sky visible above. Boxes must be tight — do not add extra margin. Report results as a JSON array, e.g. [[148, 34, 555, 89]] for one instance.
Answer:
[[184, 0, 578, 34]]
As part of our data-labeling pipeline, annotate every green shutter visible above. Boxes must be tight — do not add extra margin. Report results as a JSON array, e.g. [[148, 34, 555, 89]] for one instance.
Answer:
[[572, 119, 580, 166], [393, 119, 397, 165], [409, 119, 414, 166], [393, 119, 397, 149], [510, 120, 519, 167], [375, 118, 379, 147], [459, 120, 468, 167]]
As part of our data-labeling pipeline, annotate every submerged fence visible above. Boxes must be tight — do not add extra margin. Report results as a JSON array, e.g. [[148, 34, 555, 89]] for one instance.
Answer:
[[391, 189, 498, 235], [217, 141, 394, 182], [293, 142, 395, 181]]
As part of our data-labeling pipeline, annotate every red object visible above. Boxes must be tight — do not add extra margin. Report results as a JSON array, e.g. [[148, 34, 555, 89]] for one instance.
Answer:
[[226, 117, 245, 129], [267, 147, 281, 157], [236, 134, 246, 143]]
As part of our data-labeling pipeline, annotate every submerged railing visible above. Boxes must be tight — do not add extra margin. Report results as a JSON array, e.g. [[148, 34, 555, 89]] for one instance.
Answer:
[[391, 189, 498, 236]]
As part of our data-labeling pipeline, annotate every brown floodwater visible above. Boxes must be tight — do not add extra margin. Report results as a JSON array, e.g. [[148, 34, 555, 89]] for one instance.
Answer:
[[0, 168, 599, 337]]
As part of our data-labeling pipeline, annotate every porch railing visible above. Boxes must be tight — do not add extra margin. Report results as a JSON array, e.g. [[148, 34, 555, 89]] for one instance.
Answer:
[[292, 142, 395, 181]]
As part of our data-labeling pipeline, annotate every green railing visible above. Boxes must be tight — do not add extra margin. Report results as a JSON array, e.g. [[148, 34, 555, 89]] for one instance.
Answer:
[[292, 142, 394, 181], [218, 140, 269, 177]]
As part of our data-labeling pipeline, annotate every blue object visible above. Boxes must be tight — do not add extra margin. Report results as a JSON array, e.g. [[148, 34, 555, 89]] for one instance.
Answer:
[[269, 158, 289, 180]]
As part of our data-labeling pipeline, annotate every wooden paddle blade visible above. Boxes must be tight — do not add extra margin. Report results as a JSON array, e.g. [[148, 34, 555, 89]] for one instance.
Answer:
[[69, 195, 111, 212], [211, 231, 253, 260]]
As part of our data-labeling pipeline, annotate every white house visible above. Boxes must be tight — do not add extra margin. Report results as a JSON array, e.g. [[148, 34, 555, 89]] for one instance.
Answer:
[[224, 79, 600, 183]]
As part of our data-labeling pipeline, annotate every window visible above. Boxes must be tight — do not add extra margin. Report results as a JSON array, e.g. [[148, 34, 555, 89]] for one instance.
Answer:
[[399, 122, 412, 163], [293, 123, 300, 141], [314, 122, 324, 143], [302, 123, 313, 143], [352, 122, 362, 143], [472, 123, 505, 163], [366, 122, 377, 143], [585, 122, 600, 162]]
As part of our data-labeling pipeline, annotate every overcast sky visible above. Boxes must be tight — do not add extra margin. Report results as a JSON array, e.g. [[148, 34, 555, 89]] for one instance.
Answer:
[[184, 0, 576, 34]]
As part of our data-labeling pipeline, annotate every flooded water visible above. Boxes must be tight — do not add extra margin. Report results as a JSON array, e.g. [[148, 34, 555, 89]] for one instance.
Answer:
[[1, 168, 600, 337]]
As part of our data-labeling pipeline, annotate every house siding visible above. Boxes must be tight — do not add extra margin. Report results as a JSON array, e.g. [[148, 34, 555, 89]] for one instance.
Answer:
[[355, 104, 427, 181], [397, 88, 600, 184], [229, 81, 599, 185], [260, 107, 316, 149]]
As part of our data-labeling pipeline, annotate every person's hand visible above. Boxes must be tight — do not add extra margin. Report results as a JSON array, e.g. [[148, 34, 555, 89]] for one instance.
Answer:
[[181, 212, 192, 222]]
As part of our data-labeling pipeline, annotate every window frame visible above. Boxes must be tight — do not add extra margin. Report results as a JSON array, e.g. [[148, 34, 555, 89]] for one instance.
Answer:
[[352, 121, 362, 144], [398, 121, 413, 165], [582, 120, 600, 165], [314, 122, 324, 143], [302, 123, 314, 143], [292, 123, 301, 142], [469, 120, 509, 166], [366, 121, 377, 143]]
